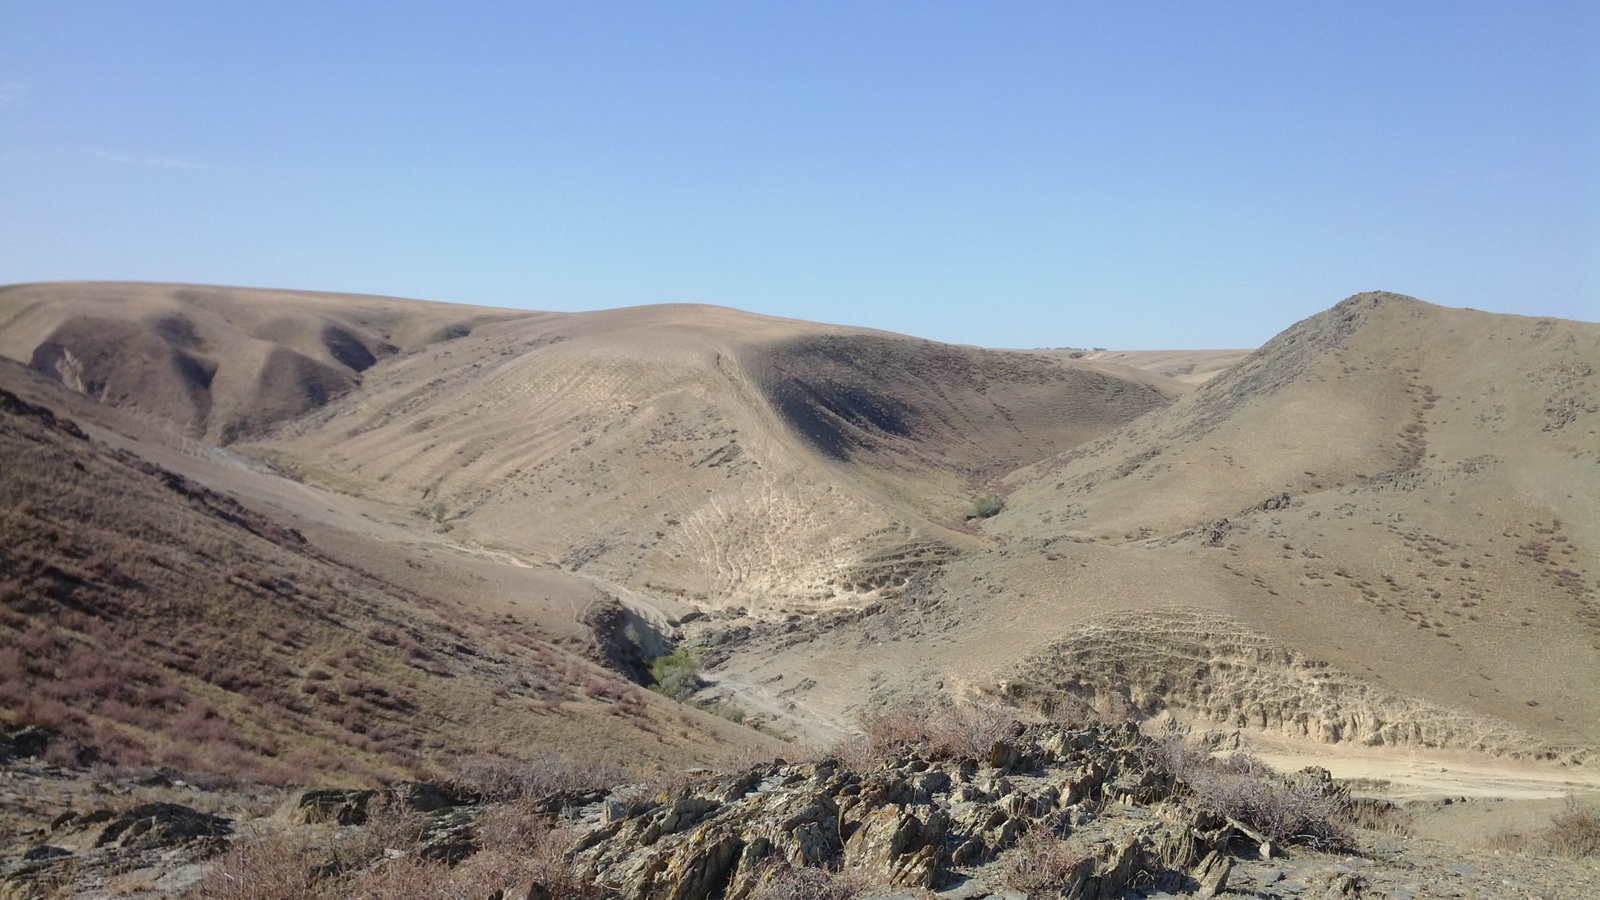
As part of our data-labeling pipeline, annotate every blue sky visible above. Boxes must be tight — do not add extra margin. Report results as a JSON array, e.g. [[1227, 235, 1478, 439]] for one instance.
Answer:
[[2, 2, 1595, 349]]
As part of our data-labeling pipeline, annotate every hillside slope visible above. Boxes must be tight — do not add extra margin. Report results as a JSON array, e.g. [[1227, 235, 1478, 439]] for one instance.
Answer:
[[0, 360, 771, 782], [961, 293, 1600, 753], [230, 299, 1173, 613], [0, 282, 532, 443], [3, 282, 1596, 778]]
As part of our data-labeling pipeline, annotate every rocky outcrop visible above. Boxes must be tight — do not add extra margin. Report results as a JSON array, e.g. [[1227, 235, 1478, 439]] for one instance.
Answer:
[[1, 799, 231, 898], [562, 724, 1238, 900]]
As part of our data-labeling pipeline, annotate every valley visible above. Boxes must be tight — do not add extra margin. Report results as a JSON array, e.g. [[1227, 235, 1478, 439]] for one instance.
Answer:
[[0, 282, 1596, 896]]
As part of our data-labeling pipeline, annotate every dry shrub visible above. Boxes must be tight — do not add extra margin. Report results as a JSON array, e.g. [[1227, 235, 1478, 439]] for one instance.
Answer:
[[750, 865, 865, 900], [337, 794, 426, 871], [194, 802, 598, 900], [186, 829, 323, 900], [838, 698, 1021, 769], [1003, 824, 1085, 898], [448, 753, 629, 802], [1145, 720, 1212, 779], [466, 801, 600, 900], [1543, 796, 1600, 859], [1041, 692, 1098, 728], [1482, 826, 1532, 854], [1148, 727, 1349, 849], [1183, 754, 1350, 849], [1343, 797, 1410, 836]]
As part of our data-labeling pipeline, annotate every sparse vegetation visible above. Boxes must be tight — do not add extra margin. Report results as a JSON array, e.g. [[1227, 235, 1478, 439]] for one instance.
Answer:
[[0, 393, 714, 783], [750, 865, 864, 900], [446, 753, 630, 802], [1149, 724, 1351, 849], [838, 697, 1021, 770], [1545, 795, 1600, 858], [189, 798, 599, 900], [1003, 824, 1085, 897]]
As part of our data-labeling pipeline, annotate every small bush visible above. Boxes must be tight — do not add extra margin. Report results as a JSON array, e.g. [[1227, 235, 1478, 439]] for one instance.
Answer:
[[1544, 796, 1600, 859], [750, 865, 864, 900], [1184, 754, 1350, 849], [648, 650, 704, 702], [469, 805, 601, 900], [448, 753, 629, 802], [839, 698, 1021, 769], [186, 829, 323, 900], [971, 495, 1006, 519], [1003, 825, 1085, 897], [1148, 726, 1349, 849], [338, 794, 425, 870]]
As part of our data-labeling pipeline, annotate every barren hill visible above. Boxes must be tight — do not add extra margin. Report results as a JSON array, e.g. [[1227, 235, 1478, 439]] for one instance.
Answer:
[[0, 282, 532, 443], [827, 292, 1600, 758], [0, 284, 1174, 615], [0, 357, 773, 784], [2, 282, 1597, 798]]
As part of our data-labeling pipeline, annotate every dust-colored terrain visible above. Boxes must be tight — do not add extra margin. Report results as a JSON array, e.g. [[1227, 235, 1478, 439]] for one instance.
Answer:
[[0, 282, 1597, 895]]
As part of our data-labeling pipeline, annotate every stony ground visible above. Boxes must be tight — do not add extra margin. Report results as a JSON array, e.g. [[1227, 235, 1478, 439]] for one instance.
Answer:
[[3, 722, 1596, 899]]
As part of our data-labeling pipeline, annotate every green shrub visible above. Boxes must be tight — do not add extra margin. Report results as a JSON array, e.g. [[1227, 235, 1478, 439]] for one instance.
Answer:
[[648, 650, 703, 702], [972, 495, 1006, 519]]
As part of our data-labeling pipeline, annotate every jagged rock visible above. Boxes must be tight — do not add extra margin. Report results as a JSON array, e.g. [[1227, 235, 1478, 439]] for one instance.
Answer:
[[489, 881, 551, 900], [0, 726, 54, 764], [842, 805, 945, 888], [390, 780, 461, 812], [1090, 834, 1147, 898], [988, 740, 1019, 771], [558, 723, 1348, 900], [290, 781, 462, 826], [291, 788, 378, 825], [417, 807, 479, 863], [1192, 849, 1231, 898], [658, 829, 742, 900], [84, 802, 231, 852]]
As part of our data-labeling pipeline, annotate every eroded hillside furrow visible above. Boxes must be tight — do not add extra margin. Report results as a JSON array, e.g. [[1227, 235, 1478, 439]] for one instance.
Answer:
[[1006, 609, 1587, 763]]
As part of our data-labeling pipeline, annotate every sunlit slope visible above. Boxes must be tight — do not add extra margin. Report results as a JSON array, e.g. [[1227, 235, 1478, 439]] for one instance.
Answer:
[[255, 302, 1174, 611], [0, 282, 532, 442], [964, 293, 1600, 750]]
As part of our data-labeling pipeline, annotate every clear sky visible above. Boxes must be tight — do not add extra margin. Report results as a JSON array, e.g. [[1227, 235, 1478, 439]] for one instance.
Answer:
[[2, 2, 1595, 349]]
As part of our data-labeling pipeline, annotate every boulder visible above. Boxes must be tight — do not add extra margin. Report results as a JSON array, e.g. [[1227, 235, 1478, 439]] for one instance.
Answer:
[[290, 788, 377, 825], [88, 802, 231, 852]]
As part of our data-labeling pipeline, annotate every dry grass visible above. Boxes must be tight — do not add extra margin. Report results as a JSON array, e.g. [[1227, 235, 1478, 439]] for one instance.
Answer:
[[835, 698, 1022, 770], [1002, 824, 1085, 898], [749, 865, 866, 900], [0, 387, 727, 785], [446, 754, 631, 803], [188, 797, 598, 900], [1543, 796, 1600, 859], [1148, 725, 1351, 849], [186, 829, 324, 900]]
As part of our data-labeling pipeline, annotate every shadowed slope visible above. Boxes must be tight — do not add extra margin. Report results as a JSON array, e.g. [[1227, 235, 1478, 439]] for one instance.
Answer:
[[753, 333, 1169, 477], [0, 360, 773, 781], [245, 302, 1174, 612], [0, 283, 533, 442]]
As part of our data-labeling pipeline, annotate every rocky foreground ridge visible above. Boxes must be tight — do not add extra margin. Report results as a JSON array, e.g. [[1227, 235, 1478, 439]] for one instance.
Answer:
[[4, 719, 1598, 899]]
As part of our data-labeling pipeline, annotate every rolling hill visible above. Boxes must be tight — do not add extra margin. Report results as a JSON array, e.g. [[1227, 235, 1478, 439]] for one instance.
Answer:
[[1, 283, 1596, 791]]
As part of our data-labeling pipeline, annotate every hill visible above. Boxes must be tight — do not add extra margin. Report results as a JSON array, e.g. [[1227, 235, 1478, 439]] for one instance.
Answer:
[[727, 292, 1598, 760], [1, 282, 1596, 798], [0, 357, 772, 784]]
